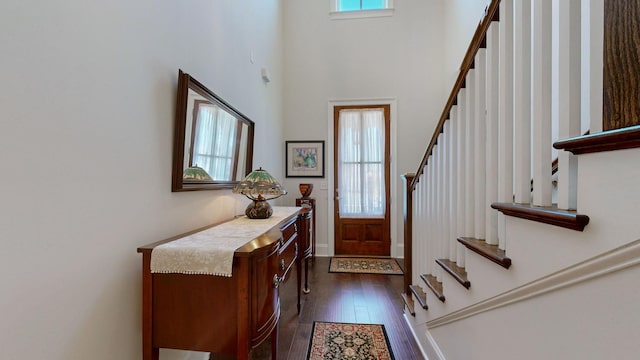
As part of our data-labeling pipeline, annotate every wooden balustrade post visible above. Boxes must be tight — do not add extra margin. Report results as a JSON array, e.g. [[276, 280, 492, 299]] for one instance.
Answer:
[[402, 173, 415, 295], [603, 0, 640, 131]]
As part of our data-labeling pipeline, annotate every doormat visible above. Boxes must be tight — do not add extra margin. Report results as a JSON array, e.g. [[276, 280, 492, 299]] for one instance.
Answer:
[[307, 322, 395, 360], [329, 257, 403, 275]]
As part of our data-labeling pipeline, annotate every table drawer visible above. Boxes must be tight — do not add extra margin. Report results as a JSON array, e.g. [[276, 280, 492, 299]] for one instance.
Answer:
[[278, 223, 298, 281]]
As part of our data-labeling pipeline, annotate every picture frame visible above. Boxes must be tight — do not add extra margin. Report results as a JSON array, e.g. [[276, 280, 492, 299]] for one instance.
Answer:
[[285, 141, 325, 178]]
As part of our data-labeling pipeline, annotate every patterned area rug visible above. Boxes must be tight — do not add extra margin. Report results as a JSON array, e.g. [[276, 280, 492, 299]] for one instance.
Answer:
[[307, 322, 395, 360], [329, 257, 403, 275]]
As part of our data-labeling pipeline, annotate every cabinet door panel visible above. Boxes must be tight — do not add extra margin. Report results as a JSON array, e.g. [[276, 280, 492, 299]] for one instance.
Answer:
[[250, 244, 280, 345]]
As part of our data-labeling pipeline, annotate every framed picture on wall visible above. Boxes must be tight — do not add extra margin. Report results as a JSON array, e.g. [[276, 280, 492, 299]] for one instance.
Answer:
[[285, 141, 325, 178]]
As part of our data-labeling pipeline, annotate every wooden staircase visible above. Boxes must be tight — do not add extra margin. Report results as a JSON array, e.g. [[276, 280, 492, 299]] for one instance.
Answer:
[[400, 1, 640, 359]]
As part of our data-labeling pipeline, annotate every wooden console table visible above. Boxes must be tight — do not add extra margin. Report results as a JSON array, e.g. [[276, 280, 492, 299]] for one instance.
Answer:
[[137, 207, 310, 360]]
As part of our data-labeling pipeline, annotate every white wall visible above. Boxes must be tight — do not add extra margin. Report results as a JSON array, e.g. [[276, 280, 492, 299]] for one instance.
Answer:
[[0, 1, 283, 359], [430, 259, 640, 360], [443, 0, 492, 85], [281, 0, 447, 257]]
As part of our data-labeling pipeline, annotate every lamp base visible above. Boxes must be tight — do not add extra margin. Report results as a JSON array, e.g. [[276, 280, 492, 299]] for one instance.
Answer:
[[245, 200, 273, 219]]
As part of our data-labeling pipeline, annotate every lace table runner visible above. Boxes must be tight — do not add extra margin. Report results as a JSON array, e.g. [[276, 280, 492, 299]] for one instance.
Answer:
[[151, 207, 300, 277]]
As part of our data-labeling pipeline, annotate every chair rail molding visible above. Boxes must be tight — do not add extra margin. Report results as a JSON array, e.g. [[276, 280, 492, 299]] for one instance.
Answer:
[[427, 238, 640, 328]]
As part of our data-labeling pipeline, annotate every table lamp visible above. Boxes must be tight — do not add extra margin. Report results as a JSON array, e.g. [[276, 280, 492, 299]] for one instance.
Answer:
[[233, 167, 287, 219]]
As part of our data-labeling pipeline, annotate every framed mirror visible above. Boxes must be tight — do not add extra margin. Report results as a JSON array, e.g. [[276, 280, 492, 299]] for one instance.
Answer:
[[172, 69, 254, 191]]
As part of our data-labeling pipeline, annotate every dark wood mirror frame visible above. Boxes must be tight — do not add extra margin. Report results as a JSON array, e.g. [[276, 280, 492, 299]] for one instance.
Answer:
[[172, 69, 255, 191]]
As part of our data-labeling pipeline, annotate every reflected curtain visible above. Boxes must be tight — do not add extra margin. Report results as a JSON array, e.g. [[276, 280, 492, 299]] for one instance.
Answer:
[[193, 104, 237, 180]]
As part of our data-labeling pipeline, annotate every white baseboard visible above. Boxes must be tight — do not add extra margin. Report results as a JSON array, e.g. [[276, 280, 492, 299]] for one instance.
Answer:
[[315, 243, 329, 257], [395, 244, 404, 259], [403, 312, 446, 360], [403, 313, 430, 360], [425, 329, 446, 360]]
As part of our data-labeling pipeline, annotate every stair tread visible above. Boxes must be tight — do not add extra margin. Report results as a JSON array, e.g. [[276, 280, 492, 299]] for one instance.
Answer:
[[458, 237, 512, 269], [401, 293, 416, 316], [409, 285, 428, 310], [491, 202, 589, 231], [436, 259, 471, 289], [420, 274, 445, 302]]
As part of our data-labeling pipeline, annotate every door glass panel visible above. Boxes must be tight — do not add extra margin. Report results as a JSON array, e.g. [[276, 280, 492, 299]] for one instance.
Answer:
[[338, 108, 385, 217]]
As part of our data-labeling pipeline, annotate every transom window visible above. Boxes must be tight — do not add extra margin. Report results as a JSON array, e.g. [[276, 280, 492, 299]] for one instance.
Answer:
[[339, 0, 386, 11], [330, 0, 394, 19]]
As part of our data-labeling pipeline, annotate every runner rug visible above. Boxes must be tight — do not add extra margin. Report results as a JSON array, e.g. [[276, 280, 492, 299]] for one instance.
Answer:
[[307, 322, 395, 360], [329, 257, 403, 275]]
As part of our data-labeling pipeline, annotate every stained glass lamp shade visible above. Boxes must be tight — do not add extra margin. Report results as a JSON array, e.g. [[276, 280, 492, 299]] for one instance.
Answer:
[[232, 168, 287, 219]]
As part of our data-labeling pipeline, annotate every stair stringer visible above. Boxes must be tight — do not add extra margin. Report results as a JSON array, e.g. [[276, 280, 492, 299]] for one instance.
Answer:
[[403, 312, 442, 360], [575, 147, 640, 244]]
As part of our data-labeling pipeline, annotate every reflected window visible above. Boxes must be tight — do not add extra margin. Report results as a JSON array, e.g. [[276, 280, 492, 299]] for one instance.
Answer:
[[191, 101, 241, 181]]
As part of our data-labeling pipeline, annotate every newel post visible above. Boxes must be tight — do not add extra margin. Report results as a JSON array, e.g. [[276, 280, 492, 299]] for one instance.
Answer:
[[602, 0, 640, 131], [402, 173, 416, 295]]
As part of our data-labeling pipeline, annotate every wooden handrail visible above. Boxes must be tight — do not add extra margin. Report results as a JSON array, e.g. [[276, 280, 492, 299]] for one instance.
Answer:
[[410, 0, 501, 191], [554, 126, 640, 155]]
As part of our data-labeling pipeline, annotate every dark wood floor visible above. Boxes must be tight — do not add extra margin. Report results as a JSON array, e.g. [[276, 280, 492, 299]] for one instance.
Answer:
[[251, 257, 424, 360]]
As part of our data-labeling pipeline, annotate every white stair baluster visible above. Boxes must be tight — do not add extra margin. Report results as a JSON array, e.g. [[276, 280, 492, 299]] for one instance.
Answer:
[[449, 108, 458, 261], [411, 184, 424, 283], [422, 179, 428, 279], [498, 0, 514, 250], [456, 90, 467, 266], [456, 88, 467, 266], [465, 70, 476, 237], [486, 21, 500, 245], [581, 0, 604, 134], [554, 0, 581, 210], [429, 157, 439, 280], [474, 49, 487, 240], [433, 146, 440, 279], [436, 157, 442, 276], [532, 0, 553, 207], [441, 127, 450, 261], [514, 0, 532, 204], [414, 177, 421, 279]]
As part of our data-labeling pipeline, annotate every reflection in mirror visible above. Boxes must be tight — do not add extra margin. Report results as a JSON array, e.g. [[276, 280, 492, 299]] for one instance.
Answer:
[[172, 70, 254, 191]]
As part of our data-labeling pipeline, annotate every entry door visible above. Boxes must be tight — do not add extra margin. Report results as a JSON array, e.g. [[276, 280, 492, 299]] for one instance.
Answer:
[[333, 105, 391, 256]]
